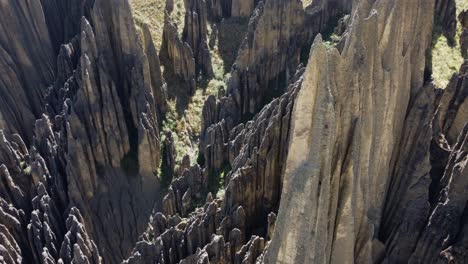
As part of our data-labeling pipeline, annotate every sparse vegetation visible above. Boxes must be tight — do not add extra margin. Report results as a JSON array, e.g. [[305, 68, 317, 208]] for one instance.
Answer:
[[160, 74, 226, 165], [130, 1, 248, 177], [431, 0, 468, 88], [322, 33, 342, 49], [132, 2, 245, 169], [131, 0, 186, 49], [20, 161, 32, 175], [321, 13, 348, 50], [207, 162, 231, 198]]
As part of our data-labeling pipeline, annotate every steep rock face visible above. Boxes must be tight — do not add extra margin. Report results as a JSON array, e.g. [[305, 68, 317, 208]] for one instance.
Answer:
[[183, 0, 214, 77], [162, 11, 197, 94], [0, 0, 99, 142], [1, 0, 467, 263], [378, 83, 436, 263], [410, 125, 467, 263], [0, 0, 166, 262], [225, 0, 306, 118], [434, 63, 468, 146], [58, 0, 163, 200], [231, 0, 256, 18], [402, 59, 467, 264], [0, 0, 56, 141], [161, 132, 177, 185], [435, 0, 457, 40], [39, 0, 94, 52], [200, 0, 352, 142], [142, 24, 169, 120], [38, 0, 163, 260], [265, 0, 435, 262], [460, 10, 468, 58], [304, 0, 352, 30], [206, 0, 257, 19], [198, 1, 354, 180], [221, 67, 303, 222]]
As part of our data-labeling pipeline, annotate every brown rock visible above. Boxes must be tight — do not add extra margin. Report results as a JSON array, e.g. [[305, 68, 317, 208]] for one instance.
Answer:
[[162, 12, 197, 94], [265, 0, 435, 262], [231, 0, 255, 18]]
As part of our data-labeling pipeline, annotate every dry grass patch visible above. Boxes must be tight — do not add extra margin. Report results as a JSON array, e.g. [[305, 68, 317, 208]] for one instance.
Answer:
[[431, 0, 468, 88], [131, 0, 186, 49]]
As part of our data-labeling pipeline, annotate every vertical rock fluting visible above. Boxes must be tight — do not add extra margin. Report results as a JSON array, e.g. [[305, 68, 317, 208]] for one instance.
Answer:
[[206, 0, 223, 20], [42, 0, 164, 261], [0, 0, 56, 142], [39, 0, 94, 52], [0, 0, 166, 262], [142, 24, 169, 120], [225, 0, 306, 118], [409, 126, 467, 264], [199, 0, 352, 154], [125, 66, 304, 264], [402, 58, 468, 264], [435, 0, 457, 40], [265, 0, 435, 262], [183, 0, 214, 77], [231, 0, 256, 18], [162, 11, 197, 94], [0, 131, 102, 263], [460, 10, 468, 59], [377, 83, 436, 263]]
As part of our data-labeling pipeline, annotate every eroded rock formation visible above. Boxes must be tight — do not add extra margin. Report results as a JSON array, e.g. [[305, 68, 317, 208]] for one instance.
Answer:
[[435, 0, 457, 40], [0, 0, 56, 142], [183, 0, 214, 77], [0, 0, 166, 262], [460, 10, 468, 59], [265, 1, 467, 263], [231, 0, 256, 18], [0, 0, 467, 263], [125, 64, 303, 264], [162, 11, 197, 94], [200, 0, 351, 138]]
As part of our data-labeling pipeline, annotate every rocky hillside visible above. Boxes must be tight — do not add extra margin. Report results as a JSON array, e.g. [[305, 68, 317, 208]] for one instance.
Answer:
[[0, 0, 466, 263]]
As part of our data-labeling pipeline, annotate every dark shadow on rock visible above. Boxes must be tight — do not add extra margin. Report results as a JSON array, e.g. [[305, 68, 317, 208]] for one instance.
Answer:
[[159, 40, 192, 116], [218, 17, 250, 72]]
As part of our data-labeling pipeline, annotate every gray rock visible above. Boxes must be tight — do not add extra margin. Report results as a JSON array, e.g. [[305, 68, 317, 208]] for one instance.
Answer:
[[162, 11, 197, 94], [435, 0, 457, 40], [183, 0, 214, 77]]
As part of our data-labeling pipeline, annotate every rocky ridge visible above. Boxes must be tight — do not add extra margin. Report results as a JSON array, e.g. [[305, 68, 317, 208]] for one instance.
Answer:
[[0, 0, 166, 262]]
